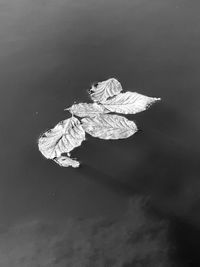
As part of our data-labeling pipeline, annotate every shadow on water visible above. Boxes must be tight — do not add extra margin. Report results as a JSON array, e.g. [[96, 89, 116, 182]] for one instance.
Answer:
[[77, 164, 136, 197], [75, 103, 200, 267]]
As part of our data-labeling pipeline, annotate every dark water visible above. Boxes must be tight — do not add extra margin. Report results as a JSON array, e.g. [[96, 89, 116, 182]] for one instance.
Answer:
[[0, 0, 200, 265]]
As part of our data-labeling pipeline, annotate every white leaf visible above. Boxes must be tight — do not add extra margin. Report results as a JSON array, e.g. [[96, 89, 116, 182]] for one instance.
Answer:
[[54, 156, 80, 168], [101, 91, 161, 114], [67, 103, 109, 118], [89, 78, 123, 103], [81, 114, 137, 140], [38, 116, 85, 159]]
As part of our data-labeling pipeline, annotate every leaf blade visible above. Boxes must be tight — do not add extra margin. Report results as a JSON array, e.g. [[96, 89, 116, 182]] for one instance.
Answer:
[[102, 92, 161, 114], [67, 103, 109, 118], [81, 114, 137, 140], [38, 116, 85, 159]]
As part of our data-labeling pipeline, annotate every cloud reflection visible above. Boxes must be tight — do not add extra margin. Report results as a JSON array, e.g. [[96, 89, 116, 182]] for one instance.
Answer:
[[0, 197, 169, 267]]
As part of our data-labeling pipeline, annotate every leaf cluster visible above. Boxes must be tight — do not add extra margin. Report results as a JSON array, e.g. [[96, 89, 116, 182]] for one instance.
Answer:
[[38, 78, 160, 167]]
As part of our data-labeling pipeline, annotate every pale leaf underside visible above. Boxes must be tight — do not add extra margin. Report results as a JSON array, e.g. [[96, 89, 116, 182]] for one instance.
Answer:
[[81, 114, 138, 140], [54, 156, 80, 168], [102, 91, 161, 114], [68, 102, 109, 118], [38, 116, 85, 159], [89, 78, 122, 103]]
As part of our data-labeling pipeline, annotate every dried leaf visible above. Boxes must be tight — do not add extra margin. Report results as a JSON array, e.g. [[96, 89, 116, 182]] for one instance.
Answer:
[[54, 156, 80, 168], [38, 116, 85, 159], [67, 103, 109, 118], [38, 77, 161, 168], [102, 92, 161, 114], [81, 114, 137, 140], [89, 78, 122, 103]]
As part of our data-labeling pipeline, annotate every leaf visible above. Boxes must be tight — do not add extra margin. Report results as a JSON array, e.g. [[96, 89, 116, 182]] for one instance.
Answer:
[[38, 116, 85, 159], [81, 114, 137, 140], [54, 156, 80, 168], [101, 92, 161, 114], [67, 103, 109, 118], [89, 78, 123, 103]]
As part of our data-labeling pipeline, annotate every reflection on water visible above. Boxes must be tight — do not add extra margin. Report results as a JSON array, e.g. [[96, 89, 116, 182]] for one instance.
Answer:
[[0, 197, 169, 267]]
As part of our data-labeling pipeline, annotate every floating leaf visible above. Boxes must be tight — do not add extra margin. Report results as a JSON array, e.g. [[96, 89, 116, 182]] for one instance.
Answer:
[[67, 103, 109, 118], [38, 116, 85, 159], [81, 114, 137, 140], [54, 156, 80, 168], [101, 92, 161, 114], [89, 78, 122, 103]]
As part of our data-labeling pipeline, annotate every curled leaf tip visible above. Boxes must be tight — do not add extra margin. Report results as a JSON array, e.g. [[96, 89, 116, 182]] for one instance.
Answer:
[[89, 78, 123, 103], [54, 156, 80, 168]]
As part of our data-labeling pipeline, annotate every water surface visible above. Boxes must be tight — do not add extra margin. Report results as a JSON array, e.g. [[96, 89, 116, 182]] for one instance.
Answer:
[[0, 0, 200, 265]]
